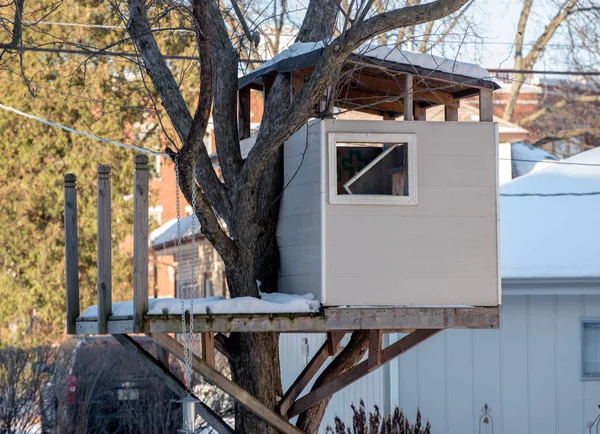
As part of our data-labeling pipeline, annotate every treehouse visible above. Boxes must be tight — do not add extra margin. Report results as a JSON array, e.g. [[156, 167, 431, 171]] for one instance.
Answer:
[[63, 44, 501, 434], [238, 43, 502, 307]]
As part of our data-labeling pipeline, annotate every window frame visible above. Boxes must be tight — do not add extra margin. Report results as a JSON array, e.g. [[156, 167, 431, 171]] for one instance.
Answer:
[[328, 132, 418, 205], [581, 318, 600, 380]]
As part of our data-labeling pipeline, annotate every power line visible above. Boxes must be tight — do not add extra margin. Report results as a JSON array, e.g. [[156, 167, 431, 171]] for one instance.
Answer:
[[489, 69, 600, 76], [500, 158, 600, 168], [0, 103, 167, 157]]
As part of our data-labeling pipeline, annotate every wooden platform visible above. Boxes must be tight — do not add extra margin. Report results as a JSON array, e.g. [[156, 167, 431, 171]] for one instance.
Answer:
[[75, 305, 499, 335]]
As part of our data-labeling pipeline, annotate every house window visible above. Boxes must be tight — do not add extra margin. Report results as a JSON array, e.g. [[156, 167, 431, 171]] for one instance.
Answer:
[[328, 133, 417, 205], [582, 320, 600, 379]]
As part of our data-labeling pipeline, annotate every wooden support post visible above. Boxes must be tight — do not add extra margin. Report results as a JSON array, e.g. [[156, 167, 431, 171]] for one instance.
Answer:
[[287, 329, 442, 418], [414, 105, 427, 121], [291, 72, 304, 98], [326, 332, 343, 356], [279, 332, 344, 417], [445, 105, 459, 122], [112, 334, 233, 434], [64, 174, 79, 335], [368, 329, 383, 370], [238, 86, 251, 140], [479, 89, 494, 122], [133, 155, 149, 333], [403, 74, 413, 121], [382, 112, 395, 121], [150, 333, 304, 434], [97, 165, 112, 334], [201, 332, 215, 368]]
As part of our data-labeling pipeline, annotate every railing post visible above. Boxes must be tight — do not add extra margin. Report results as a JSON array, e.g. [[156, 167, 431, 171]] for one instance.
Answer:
[[64, 174, 79, 334], [97, 165, 112, 334], [133, 154, 149, 332]]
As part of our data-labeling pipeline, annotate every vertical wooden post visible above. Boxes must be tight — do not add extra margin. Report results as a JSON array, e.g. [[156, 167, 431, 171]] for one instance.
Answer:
[[403, 74, 413, 121], [445, 105, 459, 122], [238, 86, 251, 140], [368, 329, 383, 370], [133, 155, 149, 333], [479, 89, 494, 122], [64, 174, 79, 335], [414, 105, 427, 121], [202, 332, 216, 368], [97, 165, 112, 334]]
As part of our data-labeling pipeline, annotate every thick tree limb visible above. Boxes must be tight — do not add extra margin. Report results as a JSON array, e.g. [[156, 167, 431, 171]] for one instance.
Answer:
[[127, 0, 193, 142], [518, 95, 600, 126], [206, 0, 244, 190], [296, 1, 342, 43]]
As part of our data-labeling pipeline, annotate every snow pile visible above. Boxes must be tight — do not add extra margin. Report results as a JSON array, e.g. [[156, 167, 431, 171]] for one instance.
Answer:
[[511, 142, 560, 178], [501, 146, 600, 279], [256, 41, 491, 80], [80, 292, 320, 318]]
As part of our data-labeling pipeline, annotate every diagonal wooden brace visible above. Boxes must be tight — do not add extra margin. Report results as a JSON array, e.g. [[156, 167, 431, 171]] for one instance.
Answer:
[[278, 332, 345, 417], [111, 334, 232, 434], [149, 332, 304, 434], [287, 329, 442, 418]]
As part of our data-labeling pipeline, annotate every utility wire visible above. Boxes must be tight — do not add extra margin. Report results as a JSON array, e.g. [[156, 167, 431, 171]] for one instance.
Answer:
[[0, 103, 167, 157], [501, 191, 600, 197], [500, 158, 600, 168]]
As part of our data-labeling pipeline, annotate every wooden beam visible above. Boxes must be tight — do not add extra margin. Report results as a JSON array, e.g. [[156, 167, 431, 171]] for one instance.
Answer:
[[344, 72, 460, 107], [145, 306, 499, 333], [238, 86, 251, 140], [326, 332, 344, 356], [479, 89, 494, 122], [63, 174, 79, 335], [291, 72, 305, 98], [97, 165, 112, 334], [201, 332, 215, 368], [414, 105, 427, 121], [150, 333, 304, 434], [445, 105, 459, 122], [368, 330, 382, 370], [133, 155, 149, 333], [279, 332, 344, 417], [287, 329, 441, 418], [336, 87, 404, 113], [404, 74, 413, 121], [112, 334, 233, 434]]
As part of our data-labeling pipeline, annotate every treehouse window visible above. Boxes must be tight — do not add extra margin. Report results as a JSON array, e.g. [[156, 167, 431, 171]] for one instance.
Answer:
[[328, 133, 417, 205]]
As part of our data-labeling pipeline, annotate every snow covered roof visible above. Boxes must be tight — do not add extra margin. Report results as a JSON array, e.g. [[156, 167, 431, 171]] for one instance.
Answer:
[[510, 142, 559, 178], [150, 215, 202, 249], [239, 42, 499, 95], [501, 146, 600, 279]]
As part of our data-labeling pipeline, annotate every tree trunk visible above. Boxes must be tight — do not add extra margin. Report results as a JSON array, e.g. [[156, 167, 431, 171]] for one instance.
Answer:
[[229, 332, 282, 434], [296, 0, 341, 42], [226, 148, 284, 434]]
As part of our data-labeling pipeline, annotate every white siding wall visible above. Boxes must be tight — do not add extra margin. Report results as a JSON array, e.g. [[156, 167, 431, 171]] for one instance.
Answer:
[[322, 120, 499, 306], [280, 294, 600, 433], [277, 121, 324, 301]]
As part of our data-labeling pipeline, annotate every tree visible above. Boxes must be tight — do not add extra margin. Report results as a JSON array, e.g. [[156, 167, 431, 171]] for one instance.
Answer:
[[503, 0, 600, 121], [6, 1, 470, 432]]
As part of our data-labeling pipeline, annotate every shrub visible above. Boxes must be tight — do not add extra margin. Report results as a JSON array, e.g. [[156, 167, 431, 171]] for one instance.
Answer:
[[326, 400, 431, 434]]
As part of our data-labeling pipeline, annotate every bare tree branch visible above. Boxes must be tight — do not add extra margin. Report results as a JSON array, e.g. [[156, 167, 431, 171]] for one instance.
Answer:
[[230, 0, 260, 47], [0, 0, 24, 50]]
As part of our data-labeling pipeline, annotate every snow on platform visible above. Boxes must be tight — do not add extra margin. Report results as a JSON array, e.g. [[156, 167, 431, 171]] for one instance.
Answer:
[[80, 292, 321, 318], [501, 146, 600, 279]]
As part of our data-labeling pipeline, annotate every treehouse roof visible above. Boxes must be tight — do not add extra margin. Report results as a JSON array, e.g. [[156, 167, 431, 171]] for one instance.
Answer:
[[239, 42, 500, 113]]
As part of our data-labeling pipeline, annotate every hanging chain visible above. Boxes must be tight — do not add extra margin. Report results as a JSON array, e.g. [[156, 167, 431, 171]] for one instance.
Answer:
[[185, 160, 197, 388], [174, 156, 192, 390]]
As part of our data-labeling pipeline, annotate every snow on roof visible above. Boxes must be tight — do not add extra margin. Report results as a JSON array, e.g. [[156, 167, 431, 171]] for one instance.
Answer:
[[80, 292, 320, 317], [511, 142, 560, 178], [241, 42, 496, 90], [150, 214, 201, 248], [501, 146, 600, 279]]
